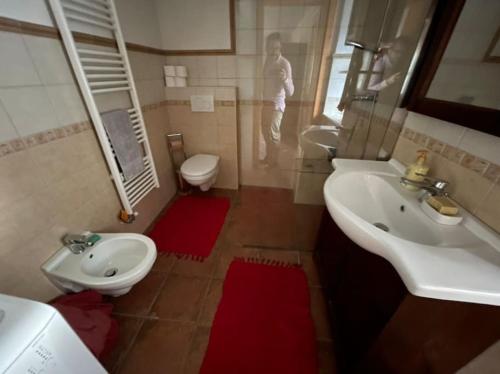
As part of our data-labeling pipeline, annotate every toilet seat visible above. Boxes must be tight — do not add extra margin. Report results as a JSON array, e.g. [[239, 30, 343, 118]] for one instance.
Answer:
[[181, 154, 219, 178]]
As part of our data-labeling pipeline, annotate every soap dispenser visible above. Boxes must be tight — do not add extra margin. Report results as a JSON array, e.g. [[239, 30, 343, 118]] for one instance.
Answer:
[[404, 150, 429, 189]]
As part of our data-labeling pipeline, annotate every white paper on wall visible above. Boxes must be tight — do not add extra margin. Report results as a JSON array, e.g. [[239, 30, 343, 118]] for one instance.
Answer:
[[190, 95, 214, 112]]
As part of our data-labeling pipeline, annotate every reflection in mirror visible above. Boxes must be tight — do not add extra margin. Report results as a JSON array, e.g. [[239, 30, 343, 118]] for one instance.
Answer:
[[426, 0, 500, 109]]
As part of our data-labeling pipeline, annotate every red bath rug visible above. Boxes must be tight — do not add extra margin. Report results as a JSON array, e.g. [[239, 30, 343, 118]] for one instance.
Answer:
[[148, 195, 230, 260], [200, 258, 318, 374]]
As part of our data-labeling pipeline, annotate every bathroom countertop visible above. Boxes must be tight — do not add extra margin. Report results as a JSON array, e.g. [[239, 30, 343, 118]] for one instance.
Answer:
[[324, 158, 500, 306]]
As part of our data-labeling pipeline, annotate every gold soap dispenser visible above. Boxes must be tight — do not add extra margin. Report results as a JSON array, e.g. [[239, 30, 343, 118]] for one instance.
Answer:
[[403, 150, 429, 190]]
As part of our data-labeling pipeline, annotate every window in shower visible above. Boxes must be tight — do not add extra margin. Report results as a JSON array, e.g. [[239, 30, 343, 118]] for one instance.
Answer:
[[322, 0, 354, 125]]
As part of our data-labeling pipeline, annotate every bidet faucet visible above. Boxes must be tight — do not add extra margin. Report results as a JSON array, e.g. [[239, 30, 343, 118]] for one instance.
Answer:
[[63, 233, 100, 254]]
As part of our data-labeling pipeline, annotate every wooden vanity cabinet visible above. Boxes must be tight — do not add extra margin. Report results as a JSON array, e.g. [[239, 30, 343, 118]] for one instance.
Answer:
[[315, 210, 500, 373]]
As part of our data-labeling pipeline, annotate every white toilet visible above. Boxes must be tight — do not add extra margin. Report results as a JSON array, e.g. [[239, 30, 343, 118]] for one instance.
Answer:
[[181, 154, 220, 191]]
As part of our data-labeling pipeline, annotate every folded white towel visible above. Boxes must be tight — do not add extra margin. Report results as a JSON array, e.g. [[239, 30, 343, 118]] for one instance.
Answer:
[[164, 65, 176, 76], [175, 77, 187, 87], [175, 65, 188, 77], [165, 76, 176, 87]]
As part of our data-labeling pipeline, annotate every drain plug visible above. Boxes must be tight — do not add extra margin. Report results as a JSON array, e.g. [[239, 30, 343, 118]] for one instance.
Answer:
[[373, 222, 389, 232], [104, 268, 118, 277]]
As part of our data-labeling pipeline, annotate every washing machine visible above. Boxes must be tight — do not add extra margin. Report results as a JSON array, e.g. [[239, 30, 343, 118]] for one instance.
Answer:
[[0, 293, 106, 374]]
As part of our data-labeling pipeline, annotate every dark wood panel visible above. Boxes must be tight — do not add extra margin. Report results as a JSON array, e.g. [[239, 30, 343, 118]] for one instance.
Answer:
[[357, 296, 500, 374], [315, 212, 500, 373]]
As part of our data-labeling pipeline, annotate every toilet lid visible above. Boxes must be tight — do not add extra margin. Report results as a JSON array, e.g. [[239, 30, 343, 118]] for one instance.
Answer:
[[181, 154, 219, 177]]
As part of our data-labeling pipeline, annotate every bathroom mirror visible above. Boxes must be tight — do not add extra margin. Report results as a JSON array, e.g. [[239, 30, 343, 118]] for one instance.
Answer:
[[156, 0, 235, 54], [408, 0, 500, 136]]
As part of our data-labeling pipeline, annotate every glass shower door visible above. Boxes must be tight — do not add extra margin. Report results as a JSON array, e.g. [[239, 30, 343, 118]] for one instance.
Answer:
[[335, 0, 435, 160]]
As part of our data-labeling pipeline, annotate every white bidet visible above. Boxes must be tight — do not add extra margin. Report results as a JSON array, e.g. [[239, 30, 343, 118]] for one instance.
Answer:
[[42, 233, 157, 296]]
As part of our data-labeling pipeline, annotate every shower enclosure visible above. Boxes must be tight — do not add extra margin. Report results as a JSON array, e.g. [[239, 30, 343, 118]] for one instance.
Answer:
[[294, 0, 435, 204]]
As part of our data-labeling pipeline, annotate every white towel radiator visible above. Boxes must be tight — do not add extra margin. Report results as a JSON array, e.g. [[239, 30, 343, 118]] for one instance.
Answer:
[[48, 0, 160, 218]]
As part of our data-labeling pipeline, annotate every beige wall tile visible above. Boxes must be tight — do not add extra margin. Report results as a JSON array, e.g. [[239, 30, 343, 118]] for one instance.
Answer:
[[215, 106, 237, 127], [475, 184, 500, 234], [0, 106, 177, 301]]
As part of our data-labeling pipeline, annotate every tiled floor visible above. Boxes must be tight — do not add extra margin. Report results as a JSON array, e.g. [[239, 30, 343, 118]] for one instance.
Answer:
[[102, 187, 336, 374]]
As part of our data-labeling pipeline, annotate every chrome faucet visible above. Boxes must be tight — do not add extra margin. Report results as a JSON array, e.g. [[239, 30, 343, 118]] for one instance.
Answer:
[[63, 233, 100, 254], [400, 176, 449, 199]]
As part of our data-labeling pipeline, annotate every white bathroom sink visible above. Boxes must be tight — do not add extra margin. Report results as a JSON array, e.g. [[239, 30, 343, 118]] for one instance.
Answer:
[[42, 233, 157, 296], [324, 158, 500, 306]]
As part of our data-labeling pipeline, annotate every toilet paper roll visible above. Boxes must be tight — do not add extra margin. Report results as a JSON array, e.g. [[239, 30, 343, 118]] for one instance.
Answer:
[[164, 65, 176, 76], [175, 77, 187, 87], [165, 76, 176, 87], [175, 65, 188, 77]]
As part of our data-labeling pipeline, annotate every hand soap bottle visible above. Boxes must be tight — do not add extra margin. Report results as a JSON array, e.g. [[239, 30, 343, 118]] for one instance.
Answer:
[[403, 150, 429, 190]]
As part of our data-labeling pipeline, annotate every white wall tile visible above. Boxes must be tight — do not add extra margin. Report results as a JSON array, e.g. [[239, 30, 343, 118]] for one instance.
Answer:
[[218, 78, 237, 87], [279, 5, 305, 28], [45, 84, 88, 125], [215, 87, 236, 101], [302, 5, 321, 28], [0, 31, 41, 87], [198, 78, 218, 86], [0, 87, 59, 136], [237, 78, 256, 99], [236, 0, 257, 29], [458, 128, 500, 165], [236, 29, 257, 55], [216, 56, 237, 78], [0, 102, 18, 142], [197, 56, 218, 78], [23, 35, 74, 85], [263, 5, 280, 29], [404, 112, 466, 147], [237, 56, 259, 78], [177, 56, 199, 78]]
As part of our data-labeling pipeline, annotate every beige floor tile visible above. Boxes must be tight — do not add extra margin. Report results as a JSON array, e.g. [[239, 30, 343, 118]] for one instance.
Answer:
[[171, 252, 218, 278], [152, 253, 177, 273], [317, 340, 338, 374], [310, 287, 332, 341], [102, 316, 143, 373], [110, 272, 166, 316], [151, 275, 209, 321], [183, 326, 211, 374], [198, 279, 224, 326], [258, 249, 300, 264], [117, 320, 195, 374], [300, 252, 322, 287]]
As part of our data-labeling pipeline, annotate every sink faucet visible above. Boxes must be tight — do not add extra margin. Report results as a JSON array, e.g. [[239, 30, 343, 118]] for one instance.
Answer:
[[63, 233, 100, 254], [400, 176, 449, 199]]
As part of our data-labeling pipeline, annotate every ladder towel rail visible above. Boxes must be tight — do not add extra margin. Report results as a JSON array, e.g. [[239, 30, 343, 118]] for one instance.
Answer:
[[49, 0, 160, 217]]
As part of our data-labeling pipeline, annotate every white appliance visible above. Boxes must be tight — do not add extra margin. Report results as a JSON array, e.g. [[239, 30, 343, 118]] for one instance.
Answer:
[[0, 293, 106, 374]]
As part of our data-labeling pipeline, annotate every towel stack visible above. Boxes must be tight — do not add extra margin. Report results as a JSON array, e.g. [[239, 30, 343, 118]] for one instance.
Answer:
[[165, 65, 188, 87]]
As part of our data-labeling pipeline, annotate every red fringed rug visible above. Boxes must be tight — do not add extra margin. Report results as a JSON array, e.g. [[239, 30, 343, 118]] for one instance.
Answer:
[[148, 195, 230, 261], [200, 258, 318, 374]]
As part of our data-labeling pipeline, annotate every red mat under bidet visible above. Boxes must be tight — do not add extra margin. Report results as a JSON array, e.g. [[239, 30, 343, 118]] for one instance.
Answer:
[[200, 258, 318, 374], [148, 196, 230, 260]]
